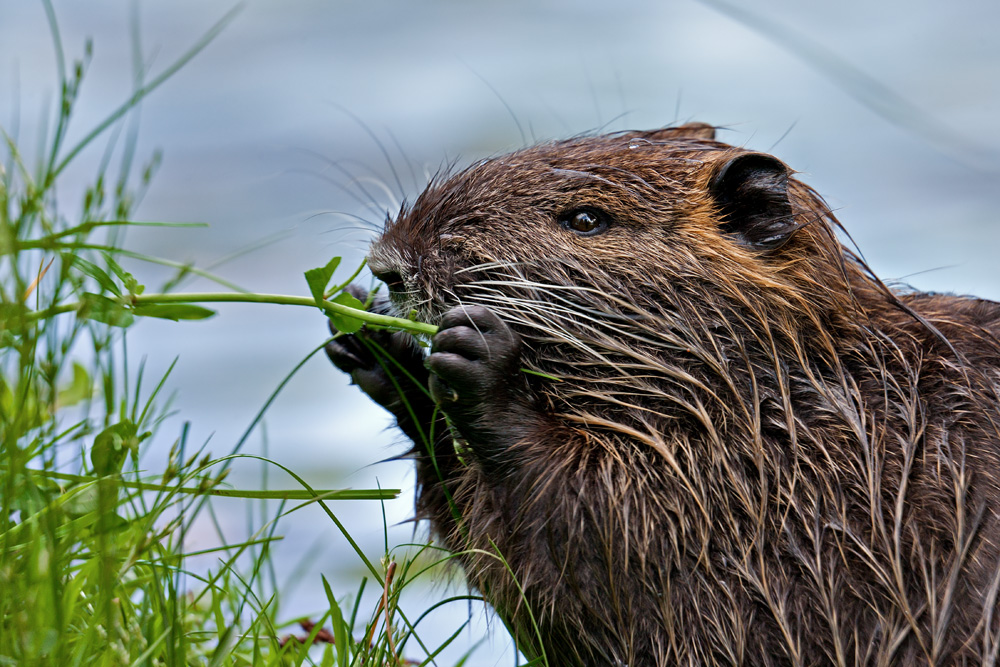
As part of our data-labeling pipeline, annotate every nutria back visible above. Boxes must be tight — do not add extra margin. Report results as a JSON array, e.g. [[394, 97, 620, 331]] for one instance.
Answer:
[[328, 123, 1000, 666]]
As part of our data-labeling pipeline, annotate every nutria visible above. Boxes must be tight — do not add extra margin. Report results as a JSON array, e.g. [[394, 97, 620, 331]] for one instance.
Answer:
[[326, 123, 1000, 666]]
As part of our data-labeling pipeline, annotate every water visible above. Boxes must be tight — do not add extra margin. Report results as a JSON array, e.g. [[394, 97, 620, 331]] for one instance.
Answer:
[[2, 0, 999, 663]]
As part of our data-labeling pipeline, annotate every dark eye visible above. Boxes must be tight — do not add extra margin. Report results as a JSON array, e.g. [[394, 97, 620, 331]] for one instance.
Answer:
[[559, 207, 610, 236]]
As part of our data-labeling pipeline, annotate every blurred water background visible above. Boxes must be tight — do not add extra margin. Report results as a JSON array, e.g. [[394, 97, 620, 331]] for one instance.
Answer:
[[2, 1, 999, 663]]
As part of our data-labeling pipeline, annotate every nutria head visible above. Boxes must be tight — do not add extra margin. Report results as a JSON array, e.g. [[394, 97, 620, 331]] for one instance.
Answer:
[[368, 123, 869, 409], [386, 124, 860, 307]]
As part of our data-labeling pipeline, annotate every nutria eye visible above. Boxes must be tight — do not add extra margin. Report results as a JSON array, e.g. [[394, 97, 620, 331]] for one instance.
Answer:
[[560, 208, 609, 236]]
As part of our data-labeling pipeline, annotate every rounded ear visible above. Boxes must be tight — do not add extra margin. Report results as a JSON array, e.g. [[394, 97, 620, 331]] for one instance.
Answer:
[[709, 152, 796, 251], [632, 122, 717, 142]]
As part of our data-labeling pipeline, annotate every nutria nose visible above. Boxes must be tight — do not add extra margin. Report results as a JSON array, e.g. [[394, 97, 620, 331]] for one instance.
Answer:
[[373, 268, 406, 296]]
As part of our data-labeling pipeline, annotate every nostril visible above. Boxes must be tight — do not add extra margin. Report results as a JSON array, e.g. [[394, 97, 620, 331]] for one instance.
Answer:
[[374, 269, 406, 295]]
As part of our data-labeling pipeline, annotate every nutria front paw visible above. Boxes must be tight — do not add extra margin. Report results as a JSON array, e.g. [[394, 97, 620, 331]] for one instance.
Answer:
[[427, 305, 536, 458]]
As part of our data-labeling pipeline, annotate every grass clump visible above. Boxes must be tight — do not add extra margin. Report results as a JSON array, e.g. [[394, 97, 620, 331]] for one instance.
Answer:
[[0, 6, 482, 666]]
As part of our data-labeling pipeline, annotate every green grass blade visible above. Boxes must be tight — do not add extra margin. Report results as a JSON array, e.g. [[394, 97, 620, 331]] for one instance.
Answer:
[[51, 6, 242, 180]]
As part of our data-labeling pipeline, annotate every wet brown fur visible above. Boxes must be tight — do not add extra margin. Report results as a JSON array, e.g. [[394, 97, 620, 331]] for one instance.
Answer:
[[365, 124, 1000, 666]]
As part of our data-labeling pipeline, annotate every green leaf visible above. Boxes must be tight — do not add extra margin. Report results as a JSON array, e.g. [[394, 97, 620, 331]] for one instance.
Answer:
[[0, 376, 50, 431], [328, 291, 365, 334], [104, 253, 145, 295], [304, 256, 342, 306], [67, 254, 121, 296], [0, 302, 29, 329], [322, 575, 349, 667], [452, 438, 470, 467], [9, 472, 61, 517], [207, 626, 238, 667], [57, 362, 92, 408], [519, 368, 563, 382], [61, 483, 100, 516], [125, 274, 144, 295], [78, 293, 134, 327], [90, 420, 146, 475], [132, 303, 216, 321]]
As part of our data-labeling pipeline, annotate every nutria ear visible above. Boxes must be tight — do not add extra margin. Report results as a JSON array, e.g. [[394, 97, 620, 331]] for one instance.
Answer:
[[709, 152, 796, 251], [641, 122, 716, 142]]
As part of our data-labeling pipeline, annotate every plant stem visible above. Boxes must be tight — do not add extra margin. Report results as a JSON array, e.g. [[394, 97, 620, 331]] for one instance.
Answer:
[[14, 467, 399, 501], [24, 291, 439, 336]]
